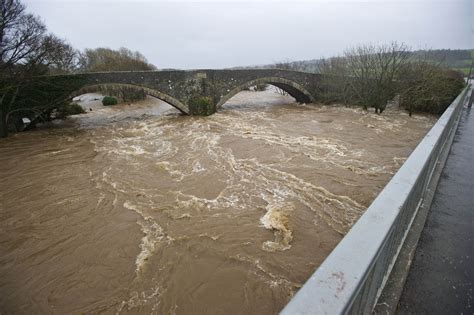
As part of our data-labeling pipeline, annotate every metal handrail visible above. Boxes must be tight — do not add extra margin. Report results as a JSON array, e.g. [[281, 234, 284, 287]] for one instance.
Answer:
[[281, 85, 470, 315]]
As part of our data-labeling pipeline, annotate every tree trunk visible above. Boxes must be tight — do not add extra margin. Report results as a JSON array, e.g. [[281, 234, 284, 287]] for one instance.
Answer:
[[0, 85, 21, 138], [0, 107, 8, 138]]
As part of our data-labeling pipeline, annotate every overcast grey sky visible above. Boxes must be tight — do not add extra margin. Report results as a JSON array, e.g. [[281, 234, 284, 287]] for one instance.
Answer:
[[24, 0, 473, 69]]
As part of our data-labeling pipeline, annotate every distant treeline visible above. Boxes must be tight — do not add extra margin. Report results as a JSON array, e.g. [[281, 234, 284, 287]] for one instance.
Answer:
[[240, 49, 473, 76], [409, 49, 473, 75], [411, 49, 472, 62]]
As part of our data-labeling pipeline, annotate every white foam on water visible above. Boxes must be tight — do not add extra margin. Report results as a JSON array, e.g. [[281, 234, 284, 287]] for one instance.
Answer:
[[198, 233, 220, 241], [117, 285, 162, 313], [173, 190, 242, 212], [123, 201, 170, 273], [259, 201, 295, 252], [192, 161, 206, 173], [175, 213, 192, 219], [208, 113, 392, 179], [155, 161, 185, 181], [230, 254, 299, 293], [65, 97, 433, 313]]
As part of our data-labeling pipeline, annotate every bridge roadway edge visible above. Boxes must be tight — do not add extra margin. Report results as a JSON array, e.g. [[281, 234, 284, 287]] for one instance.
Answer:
[[280, 84, 471, 315]]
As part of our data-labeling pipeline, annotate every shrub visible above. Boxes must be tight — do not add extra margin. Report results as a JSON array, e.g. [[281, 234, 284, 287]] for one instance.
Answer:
[[399, 65, 464, 115], [65, 102, 86, 115], [188, 96, 215, 116], [55, 102, 85, 118], [102, 96, 118, 106]]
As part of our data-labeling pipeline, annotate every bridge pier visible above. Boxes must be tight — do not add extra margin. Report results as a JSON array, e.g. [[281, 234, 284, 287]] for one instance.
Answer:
[[187, 95, 217, 116]]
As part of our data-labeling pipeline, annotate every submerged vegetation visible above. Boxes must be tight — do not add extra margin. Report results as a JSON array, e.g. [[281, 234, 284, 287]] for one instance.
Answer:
[[102, 96, 118, 106], [43, 102, 86, 121], [188, 96, 215, 116], [59, 102, 86, 116]]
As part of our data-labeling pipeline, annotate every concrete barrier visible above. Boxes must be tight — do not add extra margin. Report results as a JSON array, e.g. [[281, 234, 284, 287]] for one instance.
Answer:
[[281, 85, 471, 315]]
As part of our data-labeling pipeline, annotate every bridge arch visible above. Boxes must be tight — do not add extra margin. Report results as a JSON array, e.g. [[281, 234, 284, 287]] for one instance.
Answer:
[[69, 83, 190, 114], [216, 76, 314, 109]]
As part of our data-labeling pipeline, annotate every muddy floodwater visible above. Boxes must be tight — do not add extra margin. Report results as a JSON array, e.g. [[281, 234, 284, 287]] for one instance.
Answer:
[[0, 89, 435, 314]]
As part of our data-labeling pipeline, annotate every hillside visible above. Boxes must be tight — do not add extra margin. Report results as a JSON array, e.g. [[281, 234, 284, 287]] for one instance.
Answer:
[[246, 49, 473, 76]]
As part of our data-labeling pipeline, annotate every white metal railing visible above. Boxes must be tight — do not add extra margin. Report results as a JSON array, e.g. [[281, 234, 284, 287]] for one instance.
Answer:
[[281, 85, 471, 315]]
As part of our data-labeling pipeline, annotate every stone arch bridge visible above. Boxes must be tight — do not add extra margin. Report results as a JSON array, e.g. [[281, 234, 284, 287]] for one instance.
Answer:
[[23, 69, 322, 115]]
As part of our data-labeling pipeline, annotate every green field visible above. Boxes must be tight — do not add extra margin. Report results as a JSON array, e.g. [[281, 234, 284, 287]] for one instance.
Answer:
[[452, 50, 473, 75], [438, 49, 472, 76], [453, 67, 472, 75], [407, 49, 473, 76]]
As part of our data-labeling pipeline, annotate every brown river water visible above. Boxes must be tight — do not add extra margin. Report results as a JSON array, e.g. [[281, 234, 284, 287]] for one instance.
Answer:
[[0, 88, 435, 314]]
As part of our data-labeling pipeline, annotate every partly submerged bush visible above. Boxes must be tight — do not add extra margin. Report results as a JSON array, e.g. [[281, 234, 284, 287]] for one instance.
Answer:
[[188, 96, 215, 116], [399, 66, 464, 115], [102, 96, 118, 106], [56, 102, 86, 118], [65, 102, 86, 115]]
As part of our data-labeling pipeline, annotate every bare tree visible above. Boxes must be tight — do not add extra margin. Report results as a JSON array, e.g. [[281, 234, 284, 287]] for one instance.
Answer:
[[315, 56, 352, 104], [0, 0, 80, 137], [343, 42, 410, 113], [42, 35, 80, 74], [0, 0, 48, 137], [273, 59, 298, 71], [0, 0, 46, 76], [78, 47, 156, 72]]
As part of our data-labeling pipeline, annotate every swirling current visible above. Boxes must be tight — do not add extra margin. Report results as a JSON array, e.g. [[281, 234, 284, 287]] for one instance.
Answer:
[[0, 88, 435, 314]]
